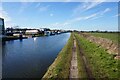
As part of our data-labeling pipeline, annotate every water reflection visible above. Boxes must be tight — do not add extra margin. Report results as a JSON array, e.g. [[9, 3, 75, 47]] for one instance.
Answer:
[[7, 40, 14, 44], [2, 33, 71, 78], [33, 37, 37, 42], [19, 39, 23, 42]]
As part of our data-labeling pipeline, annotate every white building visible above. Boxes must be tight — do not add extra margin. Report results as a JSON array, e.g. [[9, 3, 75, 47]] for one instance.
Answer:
[[25, 29, 39, 35]]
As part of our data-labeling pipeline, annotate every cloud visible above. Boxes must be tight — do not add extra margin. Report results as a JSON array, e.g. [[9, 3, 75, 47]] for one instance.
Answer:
[[65, 8, 111, 24], [90, 16, 102, 20], [35, 3, 41, 8], [50, 13, 53, 16], [51, 22, 59, 26], [0, 8, 11, 22], [18, 2, 32, 14], [50, 11, 109, 29], [84, 13, 97, 20], [63, 22, 70, 25], [35, 3, 50, 12], [45, 7, 112, 29], [0, 5, 17, 28], [49, 12, 101, 28], [100, 8, 111, 15], [64, 0, 71, 2], [84, 0, 106, 10], [2, 0, 119, 2], [113, 14, 120, 17], [69, 13, 97, 23], [73, 0, 105, 16], [72, 7, 111, 22], [18, 2, 49, 14], [39, 5, 50, 12], [49, 21, 71, 28], [20, 0, 35, 2]]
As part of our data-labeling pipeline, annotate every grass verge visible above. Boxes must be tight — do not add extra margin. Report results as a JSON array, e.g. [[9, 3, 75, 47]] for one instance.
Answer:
[[90, 32, 119, 43], [42, 33, 73, 79], [75, 33, 119, 79], [75, 35, 87, 79]]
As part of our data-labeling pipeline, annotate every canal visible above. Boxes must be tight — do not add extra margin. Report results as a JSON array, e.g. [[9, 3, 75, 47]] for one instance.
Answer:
[[2, 33, 71, 78]]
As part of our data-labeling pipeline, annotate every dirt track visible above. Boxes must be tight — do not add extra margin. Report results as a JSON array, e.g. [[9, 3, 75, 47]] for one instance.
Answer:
[[69, 36, 78, 79], [75, 35, 95, 80]]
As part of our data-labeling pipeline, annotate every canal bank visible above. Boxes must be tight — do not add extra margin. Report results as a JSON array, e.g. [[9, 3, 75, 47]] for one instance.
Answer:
[[75, 33, 118, 78], [42, 33, 88, 79], [42, 32, 119, 79], [42, 33, 74, 79]]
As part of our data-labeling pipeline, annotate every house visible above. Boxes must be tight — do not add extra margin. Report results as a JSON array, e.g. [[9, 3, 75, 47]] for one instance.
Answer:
[[25, 29, 40, 35], [39, 28, 51, 36]]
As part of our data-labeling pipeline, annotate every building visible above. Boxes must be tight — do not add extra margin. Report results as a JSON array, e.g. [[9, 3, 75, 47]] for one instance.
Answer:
[[0, 18, 5, 35], [25, 29, 40, 35]]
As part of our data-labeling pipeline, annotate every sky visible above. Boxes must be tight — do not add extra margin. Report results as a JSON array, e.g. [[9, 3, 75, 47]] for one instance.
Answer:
[[0, 1, 119, 31]]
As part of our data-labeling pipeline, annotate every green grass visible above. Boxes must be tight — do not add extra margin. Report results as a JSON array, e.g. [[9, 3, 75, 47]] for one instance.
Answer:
[[90, 32, 119, 43], [76, 36, 87, 79], [75, 33, 119, 79], [42, 33, 73, 79]]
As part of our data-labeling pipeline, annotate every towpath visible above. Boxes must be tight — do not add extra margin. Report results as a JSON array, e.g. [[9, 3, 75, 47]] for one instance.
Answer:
[[69, 36, 78, 79]]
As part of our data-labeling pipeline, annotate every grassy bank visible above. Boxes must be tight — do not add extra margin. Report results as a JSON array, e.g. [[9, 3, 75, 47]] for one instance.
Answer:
[[75, 33, 119, 79], [75, 35, 87, 79], [90, 33, 119, 43], [42, 33, 73, 79]]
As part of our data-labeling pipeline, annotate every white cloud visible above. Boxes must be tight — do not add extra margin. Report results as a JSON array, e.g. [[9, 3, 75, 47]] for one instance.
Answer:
[[18, 2, 32, 14], [49, 21, 71, 28], [100, 8, 111, 15], [20, 0, 35, 2], [39, 5, 50, 12], [84, 13, 97, 20], [65, 8, 111, 24], [84, 0, 106, 10], [72, 7, 111, 22], [48, 13, 98, 28], [18, 2, 49, 14], [46, 7, 113, 29], [2, 0, 119, 2], [69, 13, 97, 23], [51, 22, 59, 26], [50, 13, 53, 16], [113, 14, 120, 17], [35, 3, 41, 8], [63, 22, 70, 25], [64, 0, 71, 2], [73, 4, 82, 16], [5, 22, 17, 28], [44, 6, 112, 29], [0, 8, 11, 22], [91, 16, 102, 20], [0, 6, 17, 28], [73, 0, 105, 16]]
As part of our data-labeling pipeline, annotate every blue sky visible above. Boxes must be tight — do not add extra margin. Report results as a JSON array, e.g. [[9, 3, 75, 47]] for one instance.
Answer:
[[0, 2, 119, 31]]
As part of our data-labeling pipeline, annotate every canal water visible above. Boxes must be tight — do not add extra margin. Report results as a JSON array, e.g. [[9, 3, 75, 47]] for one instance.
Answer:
[[2, 33, 71, 78]]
